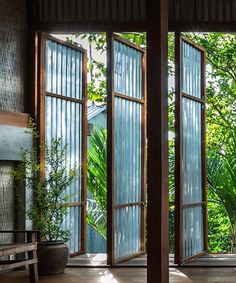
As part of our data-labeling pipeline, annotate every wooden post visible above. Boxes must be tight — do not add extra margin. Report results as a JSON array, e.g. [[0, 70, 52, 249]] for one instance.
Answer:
[[146, 0, 169, 282], [27, 232, 39, 283]]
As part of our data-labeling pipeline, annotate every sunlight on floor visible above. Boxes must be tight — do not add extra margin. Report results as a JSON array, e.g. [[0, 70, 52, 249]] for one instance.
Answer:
[[170, 269, 188, 278], [99, 270, 119, 283]]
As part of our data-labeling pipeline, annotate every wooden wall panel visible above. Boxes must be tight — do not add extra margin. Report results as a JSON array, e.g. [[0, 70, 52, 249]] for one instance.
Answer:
[[0, 0, 27, 113]]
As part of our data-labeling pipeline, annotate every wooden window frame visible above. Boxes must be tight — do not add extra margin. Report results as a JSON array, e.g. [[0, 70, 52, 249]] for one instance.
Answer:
[[37, 33, 88, 256], [107, 33, 147, 266], [174, 33, 207, 264]]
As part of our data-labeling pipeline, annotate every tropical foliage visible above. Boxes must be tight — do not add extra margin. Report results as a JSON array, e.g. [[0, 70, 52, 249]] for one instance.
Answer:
[[86, 127, 107, 240], [12, 119, 80, 242]]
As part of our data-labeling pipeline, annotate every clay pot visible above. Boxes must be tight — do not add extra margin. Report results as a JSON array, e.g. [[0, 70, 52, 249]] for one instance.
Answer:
[[37, 241, 69, 275]]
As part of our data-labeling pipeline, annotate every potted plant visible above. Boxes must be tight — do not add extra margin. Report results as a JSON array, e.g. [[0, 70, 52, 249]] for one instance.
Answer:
[[12, 120, 79, 275]]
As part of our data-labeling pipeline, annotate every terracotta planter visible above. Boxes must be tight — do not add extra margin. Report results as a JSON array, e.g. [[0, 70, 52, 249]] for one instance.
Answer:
[[37, 241, 69, 275]]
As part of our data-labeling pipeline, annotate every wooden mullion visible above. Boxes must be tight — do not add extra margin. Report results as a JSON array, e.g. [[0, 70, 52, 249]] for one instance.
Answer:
[[201, 45, 208, 253], [45, 34, 87, 54], [38, 32, 47, 166], [182, 202, 206, 209], [113, 34, 146, 53], [180, 34, 206, 52], [114, 202, 144, 209], [141, 50, 147, 253], [45, 92, 85, 105], [174, 32, 183, 265], [107, 32, 115, 266], [182, 92, 205, 104], [81, 50, 88, 254], [114, 92, 145, 104]]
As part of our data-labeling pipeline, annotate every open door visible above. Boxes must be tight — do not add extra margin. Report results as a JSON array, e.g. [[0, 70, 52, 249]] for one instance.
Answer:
[[39, 34, 87, 256], [107, 34, 146, 265], [175, 34, 207, 264]]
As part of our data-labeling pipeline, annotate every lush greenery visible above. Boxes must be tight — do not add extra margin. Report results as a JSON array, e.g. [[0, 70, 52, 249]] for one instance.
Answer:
[[70, 32, 236, 253], [12, 120, 79, 242], [87, 127, 107, 240]]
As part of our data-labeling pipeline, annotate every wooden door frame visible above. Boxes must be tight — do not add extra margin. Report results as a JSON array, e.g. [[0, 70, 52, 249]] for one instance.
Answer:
[[174, 32, 207, 264]]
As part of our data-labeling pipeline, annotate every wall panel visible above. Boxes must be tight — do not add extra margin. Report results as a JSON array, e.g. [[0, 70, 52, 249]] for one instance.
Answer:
[[0, 0, 27, 112]]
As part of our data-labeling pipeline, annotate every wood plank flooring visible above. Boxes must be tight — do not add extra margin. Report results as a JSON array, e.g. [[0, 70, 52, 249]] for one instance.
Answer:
[[1, 267, 236, 283], [68, 253, 236, 267]]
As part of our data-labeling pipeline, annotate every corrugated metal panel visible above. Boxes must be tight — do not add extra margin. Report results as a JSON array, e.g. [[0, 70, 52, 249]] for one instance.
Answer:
[[181, 40, 204, 259], [114, 41, 142, 99], [169, 0, 236, 22], [183, 207, 204, 258], [0, 162, 15, 244], [182, 42, 201, 99], [38, 0, 146, 22], [87, 103, 106, 120], [45, 38, 84, 254], [113, 39, 144, 261]]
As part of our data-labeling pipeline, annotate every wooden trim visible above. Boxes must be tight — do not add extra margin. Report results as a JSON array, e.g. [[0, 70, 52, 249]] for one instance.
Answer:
[[0, 111, 29, 128], [46, 34, 87, 54], [106, 32, 115, 266], [45, 92, 85, 105], [146, 0, 169, 282], [114, 202, 144, 209], [182, 93, 205, 104], [114, 92, 145, 104], [181, 35, 206, 53], [141, 51, 147, 253], [113, 34, 146, 53], [32, 22, 146, 33], [181, 251, 207, 264], [174, 32, 183, 265], [38, 33, 46, 165], [182, 202, 206, 209], [113, 251, 146, 265], [81, 50, 88, 254], [201, 46, 208, 252]]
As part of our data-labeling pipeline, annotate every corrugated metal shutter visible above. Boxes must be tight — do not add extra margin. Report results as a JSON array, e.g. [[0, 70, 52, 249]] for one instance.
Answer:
[[169, 0, 236, 22], [37, 0, 146, 22], [44, 35, 87, 255], [108, 35, 146, 265]]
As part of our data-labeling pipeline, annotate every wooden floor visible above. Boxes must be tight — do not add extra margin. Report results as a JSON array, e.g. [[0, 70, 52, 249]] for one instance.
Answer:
[[68, 253, 236, 267], [1, 267, 236, 283]]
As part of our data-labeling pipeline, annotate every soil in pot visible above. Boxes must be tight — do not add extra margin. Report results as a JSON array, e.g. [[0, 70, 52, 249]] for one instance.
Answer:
[[37, 241, 69, 275]]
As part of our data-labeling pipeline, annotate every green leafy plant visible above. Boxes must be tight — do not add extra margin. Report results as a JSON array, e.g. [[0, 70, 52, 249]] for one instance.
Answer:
[[86, 127, 107, 240], [12, 120, 80, 242], [207, 128, 236, 252]]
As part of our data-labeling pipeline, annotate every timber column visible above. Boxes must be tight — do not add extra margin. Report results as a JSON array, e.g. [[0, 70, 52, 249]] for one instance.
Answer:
[[146, 0, 169, 282]]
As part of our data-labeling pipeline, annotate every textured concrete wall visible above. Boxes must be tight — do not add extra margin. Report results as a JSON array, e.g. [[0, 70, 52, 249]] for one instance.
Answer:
[[0, 0, 27, 112]]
